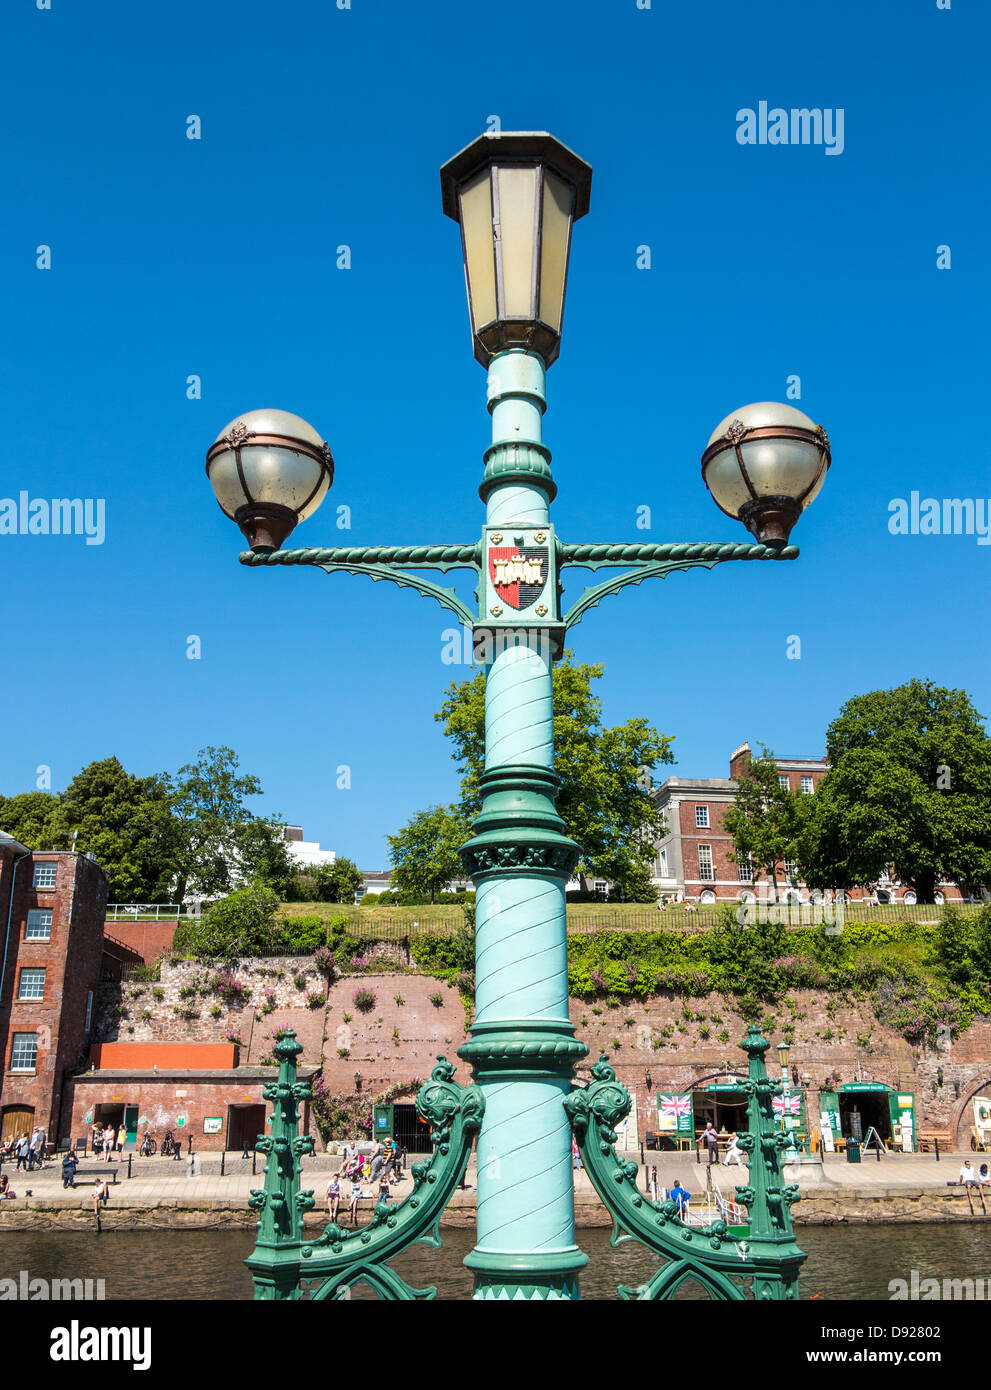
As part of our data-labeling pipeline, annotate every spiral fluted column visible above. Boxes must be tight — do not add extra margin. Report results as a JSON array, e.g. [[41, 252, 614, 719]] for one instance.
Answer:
[[459, 349, 588, 1300]]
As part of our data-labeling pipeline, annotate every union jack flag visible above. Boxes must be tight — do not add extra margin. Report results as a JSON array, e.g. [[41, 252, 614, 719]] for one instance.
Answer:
[[773, 1095, 802, 1116], [659, 1095, 692, 1120]]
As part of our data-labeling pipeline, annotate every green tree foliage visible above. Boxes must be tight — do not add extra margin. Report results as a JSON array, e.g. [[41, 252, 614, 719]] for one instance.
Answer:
[[53, 758, 174, 900], [0, 791, 61, 849], [293, 856, 363, 904], [172, 881, 282, 959], [434, 652, 673, 894], [387, 804, 471, 903], [724, 747, 802, 903], [798, 680, 991, 903]]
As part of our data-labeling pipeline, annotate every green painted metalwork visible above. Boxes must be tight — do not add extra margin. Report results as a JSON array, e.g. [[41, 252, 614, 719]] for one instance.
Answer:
[[559, 542, 799, 631], [245, 1040, 484, 1301], [564, 1027, 806, 1301]]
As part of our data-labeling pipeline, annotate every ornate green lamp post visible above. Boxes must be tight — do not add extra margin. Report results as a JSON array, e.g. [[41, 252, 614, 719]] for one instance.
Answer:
[[207, 131, 829, 1301]]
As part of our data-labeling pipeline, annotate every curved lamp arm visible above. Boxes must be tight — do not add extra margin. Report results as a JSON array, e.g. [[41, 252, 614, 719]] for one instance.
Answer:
[[558, 541, 798, 632], [241, 544, 481, 628]]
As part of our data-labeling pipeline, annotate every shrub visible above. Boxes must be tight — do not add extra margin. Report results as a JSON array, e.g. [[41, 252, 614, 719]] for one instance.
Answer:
[[429, 992, 443, 1007], [212, 972, 249, 1005], [394, 994, 405, 1006], [353, 988, 376, 1013], [337, 1047, 351, 1057], [293, 973, 307, 991], [140, 1009, 152, 1022], [360, 893, 379, 906], [209, 1004, 222, 1018], [261, 990, 277, 1015], [152, 987, 164, 1000], [306, 992, 326, 1009], [224, 1030, 242, 1045]]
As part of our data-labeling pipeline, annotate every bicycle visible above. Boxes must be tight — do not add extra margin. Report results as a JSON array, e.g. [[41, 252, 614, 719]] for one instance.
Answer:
[[160, 1130, 179, 1158], [139, 1134, 156, 1157]]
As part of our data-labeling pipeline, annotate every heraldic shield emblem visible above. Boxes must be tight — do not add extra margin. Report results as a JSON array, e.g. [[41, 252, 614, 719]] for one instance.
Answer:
[[488, 545, 549, 611]]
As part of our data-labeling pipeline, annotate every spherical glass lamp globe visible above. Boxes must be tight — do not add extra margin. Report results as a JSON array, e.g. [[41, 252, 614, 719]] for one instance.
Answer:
[[205, 408, 333, 552], [701, 401, 830, 546]]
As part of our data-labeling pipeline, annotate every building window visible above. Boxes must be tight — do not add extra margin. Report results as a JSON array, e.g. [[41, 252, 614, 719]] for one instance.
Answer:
[[25, 909, 53, 941], [32, 862, 57, 889], [784, 860, 799, 881], [800, 775, 814, 794], [695, 805, 709, 828], [738, 855, 754, 883], [657, 847, 669, 877], [85, 990, 94, 1035], [17, 968, 45, 1001], [593, 879, 608, 894], [10, 1033, 38, 1072], [777, 775, 790, 791], [697, 845, 714, 881]]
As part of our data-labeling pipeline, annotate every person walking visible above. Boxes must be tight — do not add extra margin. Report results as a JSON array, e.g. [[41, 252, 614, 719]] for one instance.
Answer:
[[572, 1136, 583, 1171], [14, 1134, 29, 1171], [722, 1132, 745, 1167]]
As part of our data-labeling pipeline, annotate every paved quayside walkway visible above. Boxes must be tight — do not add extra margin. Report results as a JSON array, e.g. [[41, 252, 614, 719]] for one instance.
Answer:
[[0, 1149, 986, 1228]]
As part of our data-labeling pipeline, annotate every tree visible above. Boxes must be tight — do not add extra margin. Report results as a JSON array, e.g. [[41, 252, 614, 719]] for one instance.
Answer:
[[51, 758, 174, 900], [724, 747, 802, 904], [434, 652, 673, 893], [798, 680, 991, 903], [235, 817, 297, 899], [312, 856, 363, 904], [172, 881, 281, 959], [0, 791, 60, 849], [387, 804, 471, 903], [162, 746, 272, 904]]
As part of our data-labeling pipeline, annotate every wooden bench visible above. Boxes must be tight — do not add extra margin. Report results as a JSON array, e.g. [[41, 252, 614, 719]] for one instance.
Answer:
[[917, 1130, 953, 1154], [66, 1165, 119, 1186]]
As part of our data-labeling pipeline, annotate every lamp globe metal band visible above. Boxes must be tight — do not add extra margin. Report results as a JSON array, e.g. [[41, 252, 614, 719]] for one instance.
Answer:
[[700, 401, 830, 546], [440, 131, 593, 369], [206, 407, 334, 553]]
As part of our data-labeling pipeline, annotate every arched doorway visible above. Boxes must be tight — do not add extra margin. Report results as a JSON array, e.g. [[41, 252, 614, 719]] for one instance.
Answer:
[[1, 1105, 34, 1145]]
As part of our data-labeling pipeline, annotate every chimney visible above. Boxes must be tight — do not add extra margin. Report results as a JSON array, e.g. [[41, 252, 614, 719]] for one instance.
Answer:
[[729, 742, 752, 779]]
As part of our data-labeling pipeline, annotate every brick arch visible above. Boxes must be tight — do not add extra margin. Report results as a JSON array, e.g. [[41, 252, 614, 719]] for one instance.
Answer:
[[949, 1074, 991, 1148]]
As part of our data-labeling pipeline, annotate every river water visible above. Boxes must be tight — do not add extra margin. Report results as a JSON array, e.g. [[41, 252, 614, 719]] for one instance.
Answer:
[[1, 1223, 987, 1300]]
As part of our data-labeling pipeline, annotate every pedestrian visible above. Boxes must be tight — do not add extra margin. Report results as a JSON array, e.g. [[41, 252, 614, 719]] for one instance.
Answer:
[[374, 1178, 391, 1220], [701, 1122, 719, 1164], [722, 1132, 745, 1167], [103, 1128, 115, 1161], [28, 1128, 42, 1171], [326, 1173, 341, 1221], [14, 1134, 29, 1171], [959, 1160, 978, 1185], [572, 1137, 582, 1172], [61, 1152, 78, 1189], [347, 1176, 360, 1225], [669, 1179, 691, 1222], [368, 1142, 385, 1182], [36, 1129, 48, 1165], [115, 1126, 125, 1155]]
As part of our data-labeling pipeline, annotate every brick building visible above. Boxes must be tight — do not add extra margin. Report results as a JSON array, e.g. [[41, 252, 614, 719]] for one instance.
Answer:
[[651, 741, 961, 905], [0, 834, 109, 1144]]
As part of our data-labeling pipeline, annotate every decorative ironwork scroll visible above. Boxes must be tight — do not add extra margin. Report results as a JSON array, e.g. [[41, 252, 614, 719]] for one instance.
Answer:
[[564, 1026, 806, 1300], [245, 1035, 484, 1301]]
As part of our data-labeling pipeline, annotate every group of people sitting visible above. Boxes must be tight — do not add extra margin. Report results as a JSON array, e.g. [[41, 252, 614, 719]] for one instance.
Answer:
[[326, 1138, 403, 1225]]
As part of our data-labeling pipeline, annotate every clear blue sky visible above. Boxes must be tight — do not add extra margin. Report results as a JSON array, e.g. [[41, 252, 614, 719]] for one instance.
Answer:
[[1, 0, 987, 870]]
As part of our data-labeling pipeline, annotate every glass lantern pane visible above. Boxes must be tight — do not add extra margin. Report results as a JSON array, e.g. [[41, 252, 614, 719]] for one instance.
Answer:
[[496, 165, 537, 319], [538, 170, 573, 333], [207, 449, 250, 518], [459, 170, 497, 331], [238, 445, 325, 511], [738, 437, 823, 499], [297, 470, 331, 521], [703, 445, 754, 516]]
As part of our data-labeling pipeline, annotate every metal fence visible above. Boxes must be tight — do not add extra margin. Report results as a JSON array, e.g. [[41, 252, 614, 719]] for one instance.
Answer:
[[106, 904, 183, 922]]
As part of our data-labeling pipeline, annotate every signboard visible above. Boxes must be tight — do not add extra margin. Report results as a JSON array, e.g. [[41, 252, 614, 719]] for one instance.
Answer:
[[841, 1082, 889, 1093], [656, 1094, 694, 1134], [176, 1116, 186, 1127], [372, 1104, 394, 1138], [889, 1091, 916, 1152], [203, 1117, 222, 1135], [476, 525, 561, 656]]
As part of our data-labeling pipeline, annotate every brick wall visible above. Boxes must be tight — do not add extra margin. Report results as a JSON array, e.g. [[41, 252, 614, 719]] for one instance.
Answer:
[[0, 853, 107, 1139], [103, 919, 179, 964]]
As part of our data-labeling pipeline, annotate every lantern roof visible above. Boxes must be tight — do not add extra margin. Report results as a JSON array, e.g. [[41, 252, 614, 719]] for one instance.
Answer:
[[440, 131, 593, 221]]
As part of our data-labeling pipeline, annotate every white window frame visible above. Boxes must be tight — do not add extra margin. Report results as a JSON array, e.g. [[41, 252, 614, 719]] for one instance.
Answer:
[[17, 968, 45, 1001], [738, 855, 754, 883], [25, 909, 52, 941], [32, 862, 57, 889], [657, 847, 669, 877], [695, 805, 710, 828], [697, 845, 714, 881], [777, 775, 790, 791], [800, 775, 814, 794], [10, 1033, 38, 1072]]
